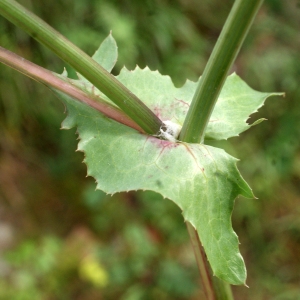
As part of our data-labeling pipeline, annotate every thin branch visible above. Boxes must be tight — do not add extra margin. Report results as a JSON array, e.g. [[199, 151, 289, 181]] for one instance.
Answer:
[[186, 222, 235, 300], [0, 46, 144, 133], [186, 222, 215, 300], [179, 0, 264, 143], [0, 0, 162, 134]]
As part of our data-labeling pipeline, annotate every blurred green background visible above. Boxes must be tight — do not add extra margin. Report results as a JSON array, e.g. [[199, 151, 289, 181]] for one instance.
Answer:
[[0, 0, 299, 299]]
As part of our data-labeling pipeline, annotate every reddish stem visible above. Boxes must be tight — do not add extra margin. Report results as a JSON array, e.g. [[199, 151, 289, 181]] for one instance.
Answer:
[[0, 46, 144, 133]]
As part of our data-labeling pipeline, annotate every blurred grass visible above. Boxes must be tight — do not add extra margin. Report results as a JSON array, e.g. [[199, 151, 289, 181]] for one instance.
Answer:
[[0, 0, 300, 299]]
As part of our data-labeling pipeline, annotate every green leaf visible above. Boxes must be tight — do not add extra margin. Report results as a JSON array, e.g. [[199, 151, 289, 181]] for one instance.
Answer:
[[92, 32, 117, 73], [53, 35, 281, 285], [65, 33, 283, 142], [115, 67, 283, 140], [205, 75, 283, 140], [59, 90, 252, 284]]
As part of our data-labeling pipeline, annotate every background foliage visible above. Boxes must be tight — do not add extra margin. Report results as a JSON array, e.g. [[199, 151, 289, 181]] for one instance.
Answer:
[[0, 0, 299, 299]]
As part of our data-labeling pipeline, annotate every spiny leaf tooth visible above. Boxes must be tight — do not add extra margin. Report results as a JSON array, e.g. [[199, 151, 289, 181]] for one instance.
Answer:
[[140, 65, 149, 71], [134, 64, 147, 71], [85, 169, 91, 177], [61, 67, 68, 77], [184, 78, 197, 85], [121, 66, 130, 72]]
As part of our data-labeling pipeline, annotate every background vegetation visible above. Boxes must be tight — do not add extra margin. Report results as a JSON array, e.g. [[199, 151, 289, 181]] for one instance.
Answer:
[[0, 0, 299, 299]]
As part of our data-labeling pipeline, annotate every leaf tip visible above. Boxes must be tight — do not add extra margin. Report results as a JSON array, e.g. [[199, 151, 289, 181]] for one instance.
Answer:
[[249, 118, 267, 127]]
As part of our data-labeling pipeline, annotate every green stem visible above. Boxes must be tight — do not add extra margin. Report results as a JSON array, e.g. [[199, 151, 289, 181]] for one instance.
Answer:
[[186, 222, 215, 300], [186, 222, 234, 300], [0, 46, 143, 132], [182, 0, 263, 299], [179, 0, 264, 143], [0, 0, 162, 134]]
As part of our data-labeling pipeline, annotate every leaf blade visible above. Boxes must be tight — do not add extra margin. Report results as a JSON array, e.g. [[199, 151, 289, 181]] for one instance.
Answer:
[[54, 38, 282, 284], [59, 91, 252, 284], [92, 32, 118, 73]]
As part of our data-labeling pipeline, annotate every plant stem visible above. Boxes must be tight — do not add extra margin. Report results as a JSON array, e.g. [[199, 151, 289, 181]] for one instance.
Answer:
[[186, 222, 234, 300], [186, 222, 215, 300], [0, 0, 162, 134], [179, 0, 264, 143], [182, 0, 263, 298], [0, 46, 143, 132]]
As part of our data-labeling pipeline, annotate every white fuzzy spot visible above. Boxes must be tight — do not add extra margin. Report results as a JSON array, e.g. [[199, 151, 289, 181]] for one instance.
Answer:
[[157, 120, 182, 142]]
